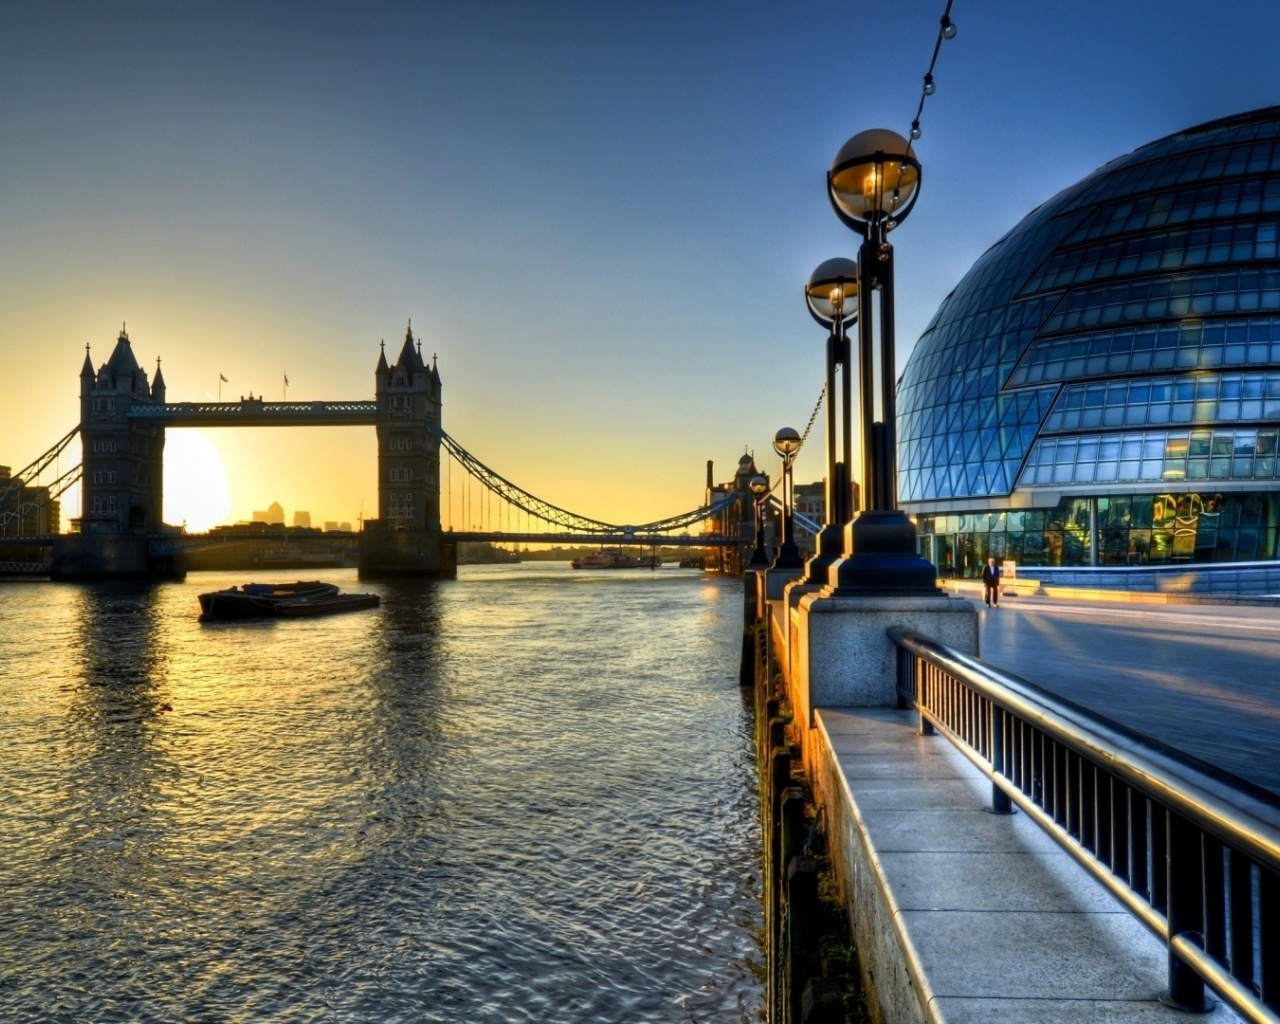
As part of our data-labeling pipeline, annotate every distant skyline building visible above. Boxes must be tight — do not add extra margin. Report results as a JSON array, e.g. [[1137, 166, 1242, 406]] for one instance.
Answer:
[[898, 106, 1280, 576], [252, 501, 285, 526], [704, 454, 769, 573], [292, 510, 311, 528], [0, 465, 60, 536], [791, 481, 825, 555]]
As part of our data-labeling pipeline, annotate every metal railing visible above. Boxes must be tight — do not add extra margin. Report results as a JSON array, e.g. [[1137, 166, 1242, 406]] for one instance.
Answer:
[[889, 626, 1280, 1024]]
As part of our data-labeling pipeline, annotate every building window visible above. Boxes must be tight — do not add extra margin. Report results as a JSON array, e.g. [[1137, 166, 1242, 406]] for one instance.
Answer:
[[390, 395, 411, 418], [90, 495, 118, 514], [91, 471, 118, 485], [91, 439, 118, 454], [388, 493, 416, 518], [91, 399, 115, 419]]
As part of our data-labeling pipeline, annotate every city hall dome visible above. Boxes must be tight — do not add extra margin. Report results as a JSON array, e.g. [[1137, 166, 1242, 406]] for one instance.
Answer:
[[897, 106, 1280, 569]]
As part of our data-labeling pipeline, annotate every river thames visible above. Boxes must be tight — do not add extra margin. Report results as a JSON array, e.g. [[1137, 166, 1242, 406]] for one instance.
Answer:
[[0, 563, 764, 1022]]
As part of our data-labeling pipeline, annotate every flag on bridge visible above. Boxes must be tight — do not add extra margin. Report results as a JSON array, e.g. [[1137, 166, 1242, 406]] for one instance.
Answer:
[[219, 373, 228, 383], [284, 373, 290, 386]]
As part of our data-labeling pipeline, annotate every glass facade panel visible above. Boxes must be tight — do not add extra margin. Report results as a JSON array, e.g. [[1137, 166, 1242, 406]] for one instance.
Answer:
[[914, 493, 1280, 568], [898, 108, 1280, 568]]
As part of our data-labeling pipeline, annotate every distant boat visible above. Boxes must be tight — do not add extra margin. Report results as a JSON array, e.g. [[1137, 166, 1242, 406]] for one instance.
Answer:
[[570, 548, 661, 570], [197, 580, 377, 620]]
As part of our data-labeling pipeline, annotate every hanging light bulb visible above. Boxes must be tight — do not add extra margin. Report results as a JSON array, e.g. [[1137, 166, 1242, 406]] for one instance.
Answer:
[[910, 120, 922, 140], [940, 15, 957, 39], [923, 74, 936, 96]]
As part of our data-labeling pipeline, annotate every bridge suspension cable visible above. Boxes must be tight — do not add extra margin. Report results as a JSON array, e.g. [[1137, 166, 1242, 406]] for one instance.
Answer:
[[1, 426, 82, 529], [1, 426, 80, 500], [435, 426, 735, 535]]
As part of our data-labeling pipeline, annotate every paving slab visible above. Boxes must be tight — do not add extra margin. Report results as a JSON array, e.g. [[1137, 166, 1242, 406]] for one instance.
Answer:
[[814, 706, 1244, 1024]]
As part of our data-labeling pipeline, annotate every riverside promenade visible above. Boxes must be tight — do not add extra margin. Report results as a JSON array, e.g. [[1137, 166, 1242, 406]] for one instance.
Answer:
[[946, 580, 1280, 795], [782, 582, 1277, 1024]]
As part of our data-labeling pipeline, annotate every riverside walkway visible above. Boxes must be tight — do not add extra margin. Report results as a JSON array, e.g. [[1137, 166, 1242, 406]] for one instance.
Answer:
[[945, 580, 1280, 795], [789, 582, 1278, 1023]]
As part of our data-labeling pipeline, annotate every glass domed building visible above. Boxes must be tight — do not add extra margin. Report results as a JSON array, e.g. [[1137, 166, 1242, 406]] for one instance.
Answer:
[[898, 106, 1280, 575]]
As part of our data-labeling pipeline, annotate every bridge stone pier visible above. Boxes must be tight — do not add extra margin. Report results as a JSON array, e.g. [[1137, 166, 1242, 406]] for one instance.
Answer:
[[50, 325, 455, 580]]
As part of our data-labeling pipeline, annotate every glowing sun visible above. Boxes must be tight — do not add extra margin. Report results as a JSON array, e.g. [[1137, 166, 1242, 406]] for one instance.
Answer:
[[164, 430, 232, 532]]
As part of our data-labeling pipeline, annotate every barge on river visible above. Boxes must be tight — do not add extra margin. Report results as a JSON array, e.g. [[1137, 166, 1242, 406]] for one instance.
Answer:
[[198, 580, 379, 621]]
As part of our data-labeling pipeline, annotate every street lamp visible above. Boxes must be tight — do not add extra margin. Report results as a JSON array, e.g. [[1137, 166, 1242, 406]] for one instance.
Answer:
[[748, 474, 771, 567], [825, 128, 936, 592], [804, 256, 858, 585], [771, 427, 803, 569]]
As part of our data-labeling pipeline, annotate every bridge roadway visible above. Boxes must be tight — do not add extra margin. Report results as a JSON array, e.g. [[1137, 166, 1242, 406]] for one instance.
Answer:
[[946, 579, 1280, 796], [125, 399, 377, 427], [448, 531, 735, 547]]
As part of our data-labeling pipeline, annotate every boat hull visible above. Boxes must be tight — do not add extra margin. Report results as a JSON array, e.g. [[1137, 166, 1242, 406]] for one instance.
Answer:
[[197, 580, 342, 621], [274, 593, 380, 617]]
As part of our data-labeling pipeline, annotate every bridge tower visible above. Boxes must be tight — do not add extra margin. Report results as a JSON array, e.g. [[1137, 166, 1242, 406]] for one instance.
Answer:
[[359, 325, 455, 578], [78, 326, 166, 533], [52, 326, 178, 578]]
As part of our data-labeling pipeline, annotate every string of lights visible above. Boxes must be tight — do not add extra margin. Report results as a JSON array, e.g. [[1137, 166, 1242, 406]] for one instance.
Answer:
[[796, 380, 826, 453], [909, 1, 957, 143]]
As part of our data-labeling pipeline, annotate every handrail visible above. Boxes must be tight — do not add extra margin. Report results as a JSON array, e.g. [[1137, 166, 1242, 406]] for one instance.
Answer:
[[888, 625, 1280, 1024]]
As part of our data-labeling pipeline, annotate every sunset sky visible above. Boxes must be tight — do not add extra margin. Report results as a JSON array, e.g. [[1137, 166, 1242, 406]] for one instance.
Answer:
[[3, 2, 1278, 531]]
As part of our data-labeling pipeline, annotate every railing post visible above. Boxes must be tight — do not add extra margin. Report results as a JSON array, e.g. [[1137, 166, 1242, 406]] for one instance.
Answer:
[[989, 702, 1013, 815], [916, 660, 934, 736], [895, 641, 912, 710], [1162, 812, 1211, 1012]]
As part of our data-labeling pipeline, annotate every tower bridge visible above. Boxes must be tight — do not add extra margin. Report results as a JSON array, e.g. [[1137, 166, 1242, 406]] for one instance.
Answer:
[[3, 325, 742, 579]]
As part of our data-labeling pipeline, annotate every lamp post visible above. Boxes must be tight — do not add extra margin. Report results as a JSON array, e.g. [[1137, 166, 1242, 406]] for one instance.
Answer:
[[825, 128, 936, 592], [748, 475, 771, 567], [803, 256, 859, 585], [771, 427, 803, 569]]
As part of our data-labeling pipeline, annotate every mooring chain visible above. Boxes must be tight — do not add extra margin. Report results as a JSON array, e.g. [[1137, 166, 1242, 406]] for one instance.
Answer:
[[795, 380, 826, 456]]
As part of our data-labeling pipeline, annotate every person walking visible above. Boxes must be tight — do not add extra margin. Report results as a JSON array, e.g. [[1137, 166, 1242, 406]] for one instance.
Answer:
[[982, 557, 1001, 607]]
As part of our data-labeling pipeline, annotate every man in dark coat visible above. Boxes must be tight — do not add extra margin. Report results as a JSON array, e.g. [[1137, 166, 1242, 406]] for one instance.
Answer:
[[981, 557, 1001, 607]]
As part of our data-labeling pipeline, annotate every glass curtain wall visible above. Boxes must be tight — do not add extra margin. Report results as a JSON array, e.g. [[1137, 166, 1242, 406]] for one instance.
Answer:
[[917, 491, 1280, 575]]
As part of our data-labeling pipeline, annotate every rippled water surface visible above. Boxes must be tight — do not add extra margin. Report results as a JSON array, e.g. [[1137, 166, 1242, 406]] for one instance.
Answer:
[[0, 564, 763, 1022]]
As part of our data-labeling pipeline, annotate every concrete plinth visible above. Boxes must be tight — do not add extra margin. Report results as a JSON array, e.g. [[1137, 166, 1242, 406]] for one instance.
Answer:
[[49, 534, 185, 580], [783, 579, 825, 690], [765, 565, 803, 600], [795, 591, 977, 722], [358, 528, 455, 579]]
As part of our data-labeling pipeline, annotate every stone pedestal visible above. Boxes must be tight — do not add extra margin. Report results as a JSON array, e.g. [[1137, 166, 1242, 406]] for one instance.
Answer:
[[358, 527, 455, 579], [49, 534, 185, 580], [794, 591, 977, 725], [764, 566, 803, 666], [782, 579, 824, 693], [765, 565, 803, 600]]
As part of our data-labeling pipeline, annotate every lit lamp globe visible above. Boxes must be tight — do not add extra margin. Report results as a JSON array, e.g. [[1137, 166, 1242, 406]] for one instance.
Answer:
[[805, 257, 859, 328], [749, 475, 769, 497], [771, 427, 803, 569], [803, 256, 859, 583], [773, 427, 802, 461], [828, 128, 921, 234]]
